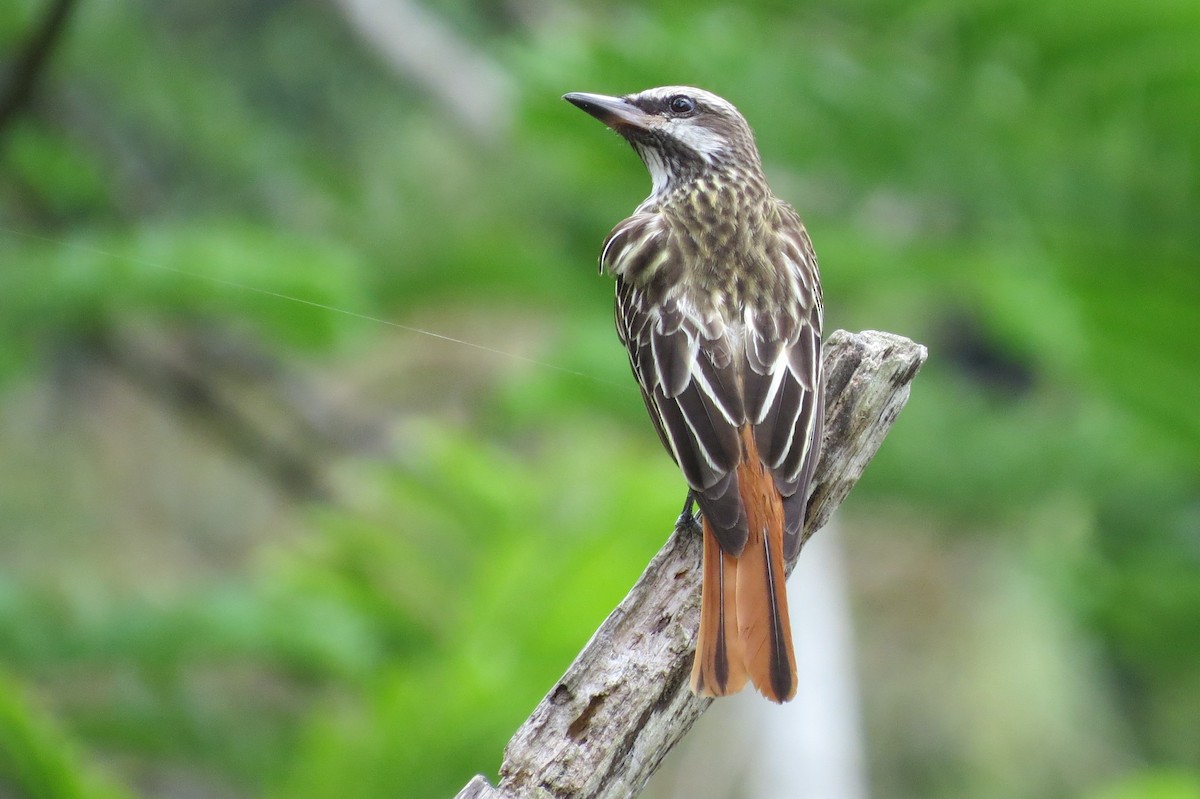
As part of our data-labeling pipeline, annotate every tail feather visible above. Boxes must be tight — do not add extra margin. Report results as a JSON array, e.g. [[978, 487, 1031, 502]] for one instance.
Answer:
[[690, 426, 797, 703], [690, 518, 748, 697], [735, 513, 796, 703]]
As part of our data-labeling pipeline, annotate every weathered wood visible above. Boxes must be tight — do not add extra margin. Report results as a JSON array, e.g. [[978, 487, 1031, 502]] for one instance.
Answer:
[[458, 329, 926, 799], [454, 775, 504, 799]]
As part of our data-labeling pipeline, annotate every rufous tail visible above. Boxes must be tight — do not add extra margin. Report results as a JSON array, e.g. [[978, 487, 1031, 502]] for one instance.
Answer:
[[690, 428, 797, 703], [691, 520, 748, 697]]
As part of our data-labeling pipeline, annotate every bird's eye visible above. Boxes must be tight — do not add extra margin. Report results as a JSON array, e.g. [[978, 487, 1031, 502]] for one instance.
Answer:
[[668, 95, 697, 116]]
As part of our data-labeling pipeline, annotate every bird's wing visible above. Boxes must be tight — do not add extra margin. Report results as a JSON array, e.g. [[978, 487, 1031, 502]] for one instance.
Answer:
[[755, 207, 824, 561], [758, 209, 825, 559], [616, 275, 749, 554]]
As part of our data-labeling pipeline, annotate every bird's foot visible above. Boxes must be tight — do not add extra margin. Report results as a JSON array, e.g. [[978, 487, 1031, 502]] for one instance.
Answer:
[[674, 491, 701, 536]]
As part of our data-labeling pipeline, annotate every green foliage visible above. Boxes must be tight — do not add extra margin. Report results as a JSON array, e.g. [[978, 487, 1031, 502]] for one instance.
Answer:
[[0, 222, 366, 363], [0, 418, 676, 797], [263, 422, 680, 798], [0, 673, 133, 799], [1088, 770, 1200, 799]]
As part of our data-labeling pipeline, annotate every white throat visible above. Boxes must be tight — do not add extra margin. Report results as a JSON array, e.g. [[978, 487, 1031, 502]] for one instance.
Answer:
[[641, 148, 672, 198]]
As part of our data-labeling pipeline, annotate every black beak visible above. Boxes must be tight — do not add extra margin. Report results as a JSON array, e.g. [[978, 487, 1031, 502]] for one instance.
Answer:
[[563, 92, 652, 132]]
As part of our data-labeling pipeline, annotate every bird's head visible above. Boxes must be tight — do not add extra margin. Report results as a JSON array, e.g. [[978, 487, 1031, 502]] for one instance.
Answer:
[[564, 86, 763, 197]]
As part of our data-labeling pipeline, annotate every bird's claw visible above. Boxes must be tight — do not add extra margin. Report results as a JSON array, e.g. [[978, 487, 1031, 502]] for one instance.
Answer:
[[674, 491, 701, 536]]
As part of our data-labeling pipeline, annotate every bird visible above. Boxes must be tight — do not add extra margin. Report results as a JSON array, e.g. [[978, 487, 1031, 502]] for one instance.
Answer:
[[563, 86, 824, 703]]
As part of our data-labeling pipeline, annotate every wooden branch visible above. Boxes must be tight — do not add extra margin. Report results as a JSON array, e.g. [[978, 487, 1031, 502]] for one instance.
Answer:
[[456, 776, 502, 799], [455, 329, 927, 799]]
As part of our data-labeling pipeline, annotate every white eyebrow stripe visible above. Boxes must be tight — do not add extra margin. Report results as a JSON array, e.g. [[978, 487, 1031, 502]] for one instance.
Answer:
[[636, 86, 741, 117]]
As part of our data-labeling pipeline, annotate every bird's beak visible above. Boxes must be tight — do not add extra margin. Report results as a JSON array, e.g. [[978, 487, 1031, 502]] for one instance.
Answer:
[[563, 92, 652, 132]]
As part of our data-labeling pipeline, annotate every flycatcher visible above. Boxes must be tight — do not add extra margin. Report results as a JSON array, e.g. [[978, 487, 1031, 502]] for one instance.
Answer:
[[564, 86, 824, 703]]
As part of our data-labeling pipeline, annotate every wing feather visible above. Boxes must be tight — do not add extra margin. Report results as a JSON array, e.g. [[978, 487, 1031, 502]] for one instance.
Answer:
[[610, 202, 823, 561]]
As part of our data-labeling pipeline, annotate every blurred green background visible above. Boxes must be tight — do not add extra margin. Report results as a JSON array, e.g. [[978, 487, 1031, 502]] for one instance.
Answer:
[[1, 0, 1198, 797]]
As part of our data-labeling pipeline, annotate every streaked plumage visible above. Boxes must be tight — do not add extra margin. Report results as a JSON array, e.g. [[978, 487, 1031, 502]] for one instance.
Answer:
[[565, 86, 824, 702]]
